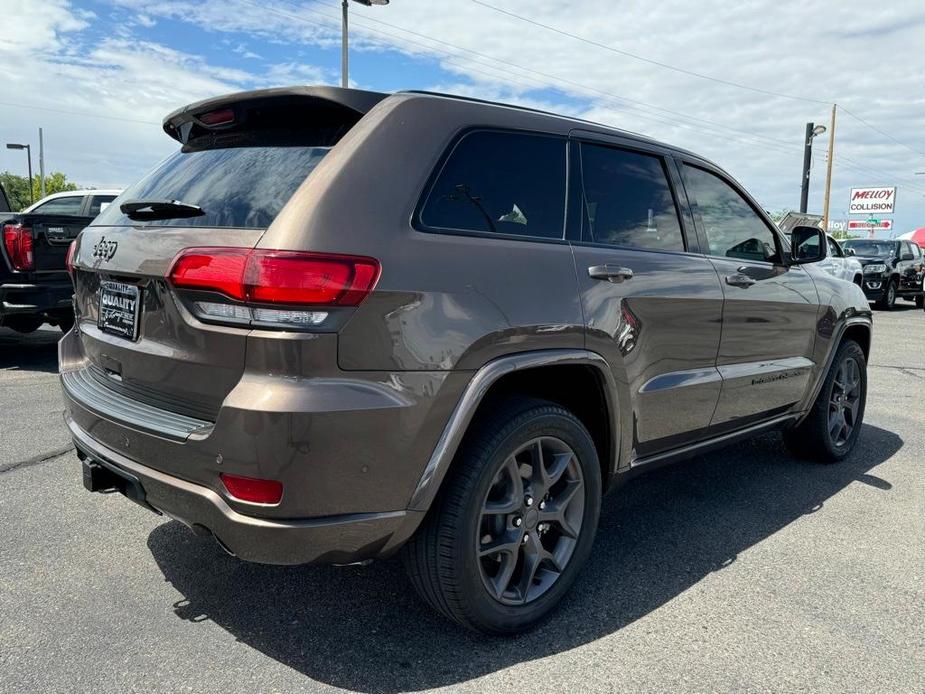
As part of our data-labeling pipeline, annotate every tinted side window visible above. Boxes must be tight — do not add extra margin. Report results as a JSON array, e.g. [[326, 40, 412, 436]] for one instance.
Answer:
[[420, 131, 566, 239], [32, 195, 85, 216], [579, 144, 684, 251], [88, 195, 117, 216], [683, 166, 779, 263]]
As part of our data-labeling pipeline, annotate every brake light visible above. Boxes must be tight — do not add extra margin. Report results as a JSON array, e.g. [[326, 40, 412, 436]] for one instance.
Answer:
[[220, 473, 283, 504], [198, 108, 235, 126], [2, 223, 34, 271], [168, 248, 380, 307], [65, 240, 77, 278]]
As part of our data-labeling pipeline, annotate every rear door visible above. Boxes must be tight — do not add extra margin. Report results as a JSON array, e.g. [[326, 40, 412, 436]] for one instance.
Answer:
[[898, 241, 922, 293], [678, 161, 819, 429], [568, 134, 724, 462]]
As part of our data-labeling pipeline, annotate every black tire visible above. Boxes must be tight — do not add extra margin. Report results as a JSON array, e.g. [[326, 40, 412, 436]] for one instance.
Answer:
[[915, 294, 924, 309], [876, 278, 897, 310], [783, 340, 866, 463], [57, 313, 75, 333], [402, 397, 602, 634], [2, 315, 44, 334]]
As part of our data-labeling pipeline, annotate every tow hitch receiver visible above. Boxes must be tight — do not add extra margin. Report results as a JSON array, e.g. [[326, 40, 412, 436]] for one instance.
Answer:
[[81, 456, 159, 514]]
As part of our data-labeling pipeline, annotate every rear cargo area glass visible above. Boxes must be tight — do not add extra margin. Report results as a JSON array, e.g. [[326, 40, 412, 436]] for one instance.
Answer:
[[92, 146, 329, 229]]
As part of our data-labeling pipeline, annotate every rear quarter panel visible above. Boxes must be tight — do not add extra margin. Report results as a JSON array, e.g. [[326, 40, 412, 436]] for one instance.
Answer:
[[263, 94, 585, 372]]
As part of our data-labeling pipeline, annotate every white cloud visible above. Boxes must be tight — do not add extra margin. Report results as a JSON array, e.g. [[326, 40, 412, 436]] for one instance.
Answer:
[[2, 0, 924, 230]]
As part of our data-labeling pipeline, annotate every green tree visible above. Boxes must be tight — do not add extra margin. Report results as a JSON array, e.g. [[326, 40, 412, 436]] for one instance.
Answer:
[[0, 171, 80, 211]]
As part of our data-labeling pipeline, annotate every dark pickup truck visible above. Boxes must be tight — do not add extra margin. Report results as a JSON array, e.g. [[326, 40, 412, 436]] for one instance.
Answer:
[[1, 188, 119, 333]]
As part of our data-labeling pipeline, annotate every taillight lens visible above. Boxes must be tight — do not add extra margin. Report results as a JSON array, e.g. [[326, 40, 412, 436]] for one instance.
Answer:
[[220, 473, 283, 504], [65, 240, 77, 278], [167, 247, 380, 329], [169, 248, 380, 306], [2, 223, 34, 271]]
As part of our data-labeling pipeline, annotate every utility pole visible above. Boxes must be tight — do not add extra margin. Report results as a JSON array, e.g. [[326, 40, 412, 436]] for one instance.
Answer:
[[38, 128, 46, 199], [821, 103, 837, 233]]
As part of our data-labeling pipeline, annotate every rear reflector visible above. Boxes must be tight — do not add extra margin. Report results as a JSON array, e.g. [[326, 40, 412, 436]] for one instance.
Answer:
[[2, 223, 34, 271], [168, 248, 380, 307], [220, 473, 283, 504]]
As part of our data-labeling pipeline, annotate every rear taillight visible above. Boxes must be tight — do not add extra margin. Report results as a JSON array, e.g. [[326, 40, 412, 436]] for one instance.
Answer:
[[220, 473, 283, 504], [2, 223, 34, 271], [167, 247, 380, 329], [65, 240, 77, 278]]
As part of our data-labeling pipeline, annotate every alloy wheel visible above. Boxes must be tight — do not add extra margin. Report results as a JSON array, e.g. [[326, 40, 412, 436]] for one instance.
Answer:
[[829, 357, 862, 447], [476, 436, 585, 605]]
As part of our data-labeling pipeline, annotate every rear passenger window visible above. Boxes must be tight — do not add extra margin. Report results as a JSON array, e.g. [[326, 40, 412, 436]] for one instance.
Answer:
[[579, 144, 684, 251], [420, 131, 566, 239], [31, 195, 85, 216], [683, 165, 780, 263], [88, 195, 117, 216]]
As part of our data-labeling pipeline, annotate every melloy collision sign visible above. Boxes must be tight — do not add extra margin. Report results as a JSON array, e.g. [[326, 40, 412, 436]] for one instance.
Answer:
[[849, 186, 896, 214]]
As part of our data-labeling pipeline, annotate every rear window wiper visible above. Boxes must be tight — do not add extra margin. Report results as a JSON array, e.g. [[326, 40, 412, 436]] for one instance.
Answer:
[[120, 199, 205, 221]]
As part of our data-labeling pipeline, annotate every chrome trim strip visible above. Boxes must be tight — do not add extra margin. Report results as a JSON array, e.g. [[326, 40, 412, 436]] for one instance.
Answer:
[[408, 349, 617, 511], [62, 368, 212, 441], [630, 413, 799, 470], [639, 366, 721, 393], [716, 356, 814, 381]]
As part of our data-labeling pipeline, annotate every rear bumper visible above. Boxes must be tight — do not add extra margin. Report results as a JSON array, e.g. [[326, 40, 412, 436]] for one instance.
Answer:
[[0, 280, 73, 316], [67, 413, 422, 565]]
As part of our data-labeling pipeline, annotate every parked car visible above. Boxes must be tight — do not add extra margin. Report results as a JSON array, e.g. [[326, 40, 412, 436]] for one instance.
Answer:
[[1, 189, 122, 333], [813, 234, 864, 285], [842, 238, 925, 309], [60, 87, 872, 633]]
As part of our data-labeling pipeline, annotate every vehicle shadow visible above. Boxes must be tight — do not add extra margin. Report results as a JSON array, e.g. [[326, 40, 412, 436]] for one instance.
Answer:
[[0, 327, 60, 373], [147, 424, 902, 693]]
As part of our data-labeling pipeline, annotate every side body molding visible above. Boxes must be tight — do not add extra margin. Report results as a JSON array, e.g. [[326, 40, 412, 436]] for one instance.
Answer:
[[407, 349, 619, 512]]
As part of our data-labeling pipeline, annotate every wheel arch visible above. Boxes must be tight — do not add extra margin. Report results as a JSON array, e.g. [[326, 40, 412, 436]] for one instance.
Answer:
[[407, 349, 619, 512]]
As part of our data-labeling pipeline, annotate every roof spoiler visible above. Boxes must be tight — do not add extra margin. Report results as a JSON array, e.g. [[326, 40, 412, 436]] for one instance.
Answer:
[[162, 86, 389, 145]]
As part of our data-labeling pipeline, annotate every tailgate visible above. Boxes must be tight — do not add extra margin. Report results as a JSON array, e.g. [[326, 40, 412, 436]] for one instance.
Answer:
[[24, 213, 93, 273]]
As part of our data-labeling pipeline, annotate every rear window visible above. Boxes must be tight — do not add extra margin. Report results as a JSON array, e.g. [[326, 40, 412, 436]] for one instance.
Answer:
[[31, 195, 85, 216], [88, 194, 117, 216], [92, 146, 329, 229], [419, 130, 566, 240]]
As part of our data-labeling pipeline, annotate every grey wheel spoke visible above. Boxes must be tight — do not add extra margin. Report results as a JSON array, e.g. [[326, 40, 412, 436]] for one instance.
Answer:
[[479, 532, 522, 558], [545, 451, 572, 488], [489, 549, 518, 599], [516, 538, 542, 603]]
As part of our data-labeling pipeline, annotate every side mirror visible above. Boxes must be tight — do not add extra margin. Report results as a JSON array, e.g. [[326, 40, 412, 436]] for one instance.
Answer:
[[846, 247, 856, 256], [789, 226, 827, 264]]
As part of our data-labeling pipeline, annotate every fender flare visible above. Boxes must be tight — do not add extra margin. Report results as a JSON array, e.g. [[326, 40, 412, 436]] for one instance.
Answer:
[[407, 349, 619, 512]]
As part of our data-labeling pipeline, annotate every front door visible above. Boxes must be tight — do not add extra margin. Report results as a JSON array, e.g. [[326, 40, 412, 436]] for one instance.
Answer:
[[568, 137, 724, 463], [678, 162, 820, 430]]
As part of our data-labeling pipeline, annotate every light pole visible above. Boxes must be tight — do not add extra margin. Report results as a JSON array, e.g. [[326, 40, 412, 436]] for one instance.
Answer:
[[6, 143, 34, 205], [342, 0, 389, 89], [799, 123, 827, 213]]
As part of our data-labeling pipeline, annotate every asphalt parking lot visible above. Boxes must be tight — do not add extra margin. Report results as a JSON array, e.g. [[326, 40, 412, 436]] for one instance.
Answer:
[[1, 306, 923, 694]]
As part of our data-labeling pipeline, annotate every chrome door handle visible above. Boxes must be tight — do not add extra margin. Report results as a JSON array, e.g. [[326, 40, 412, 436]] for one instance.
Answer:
[[588, 264, 634, 283], [725, 273, 756, 288]]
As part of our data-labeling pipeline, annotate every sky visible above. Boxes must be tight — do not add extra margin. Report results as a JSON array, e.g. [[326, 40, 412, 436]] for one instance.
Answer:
[[1, 0, 924, 233]]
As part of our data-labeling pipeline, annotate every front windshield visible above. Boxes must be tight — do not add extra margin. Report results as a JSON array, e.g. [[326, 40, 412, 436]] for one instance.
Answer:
[[842, 240, 895, 257]]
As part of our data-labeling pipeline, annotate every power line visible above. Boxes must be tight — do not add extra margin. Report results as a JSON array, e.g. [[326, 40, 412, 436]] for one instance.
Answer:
[[250, 0, 806, 156], [470, 0, 924, 164], [469, 0, 830, 105], [0, 100, 160, 126], [839, 105, 925, 159]]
